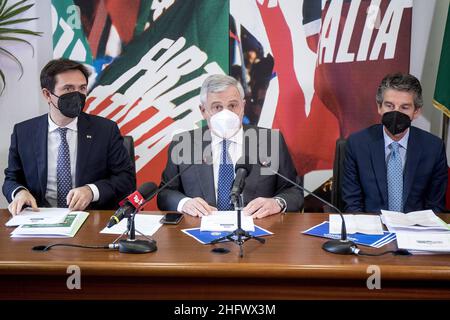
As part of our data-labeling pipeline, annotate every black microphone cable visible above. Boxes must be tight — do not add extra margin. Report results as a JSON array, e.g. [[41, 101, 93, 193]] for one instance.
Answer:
[[352, 248, 411, 256], [32, 243, 118, 252]]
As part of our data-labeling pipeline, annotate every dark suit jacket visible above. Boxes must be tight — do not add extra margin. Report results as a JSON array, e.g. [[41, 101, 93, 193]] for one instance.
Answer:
[[342, 124, 448, 213], [2, 112, 136, 210], [157, 125, 303, 212]]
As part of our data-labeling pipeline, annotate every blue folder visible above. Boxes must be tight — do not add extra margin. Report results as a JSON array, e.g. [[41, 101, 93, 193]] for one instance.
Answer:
[[302, 221, 396, 248], [182, 226, 273, 244]]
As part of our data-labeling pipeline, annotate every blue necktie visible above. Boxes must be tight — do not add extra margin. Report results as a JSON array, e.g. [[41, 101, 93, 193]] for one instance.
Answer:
[[217, 139, 234, 210], [387, 142, 403, 212], [57, 128, 72, 208]]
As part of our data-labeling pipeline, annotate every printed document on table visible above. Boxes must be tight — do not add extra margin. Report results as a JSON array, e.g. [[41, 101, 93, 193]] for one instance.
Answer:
[[6, 207, 69, 227], [381, 210, 450, 232], [200, 211, 255, 232], [100, 214, 164, 236], [329, 214, 384, 235], [396, 232, 450, 253]]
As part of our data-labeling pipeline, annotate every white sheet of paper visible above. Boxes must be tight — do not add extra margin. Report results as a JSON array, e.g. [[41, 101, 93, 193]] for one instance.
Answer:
[[200, 211, 255, 232], [100, 214, 164, 236], [396, 232, 450, 253], [329, 214, 384, 235], [381, 210, 450, 232], [6, 207, 69, 227]]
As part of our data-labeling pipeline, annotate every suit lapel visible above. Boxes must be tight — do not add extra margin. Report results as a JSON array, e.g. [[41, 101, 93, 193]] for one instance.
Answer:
[[403, 128, 421, 205], [33, 115, 48, 198], [75, 113, 93, 187], [195, 128, 216, 206], [369, 126, 388, 205]]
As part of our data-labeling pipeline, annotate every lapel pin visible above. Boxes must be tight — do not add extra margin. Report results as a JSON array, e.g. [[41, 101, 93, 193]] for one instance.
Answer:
[[86, 135, 92, 139]]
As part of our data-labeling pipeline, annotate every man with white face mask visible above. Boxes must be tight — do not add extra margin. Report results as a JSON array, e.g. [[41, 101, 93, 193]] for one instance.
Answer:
[[157, 74, 303, 218]]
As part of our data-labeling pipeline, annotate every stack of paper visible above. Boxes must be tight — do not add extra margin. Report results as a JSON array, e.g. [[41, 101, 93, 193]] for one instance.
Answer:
[[381, 210, 450, 233], [6, 208, 69, 227], [10, 211, 89, 238], [395, 232, 450, 254], [200, 211, 254, 232], [329, 214, 384, 235]]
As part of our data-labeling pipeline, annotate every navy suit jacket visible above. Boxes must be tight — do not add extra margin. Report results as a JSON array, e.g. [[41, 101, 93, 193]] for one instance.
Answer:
[[2, 112, 136, 210], [157, 125, 303, 212], [342, 124, 448, 213]]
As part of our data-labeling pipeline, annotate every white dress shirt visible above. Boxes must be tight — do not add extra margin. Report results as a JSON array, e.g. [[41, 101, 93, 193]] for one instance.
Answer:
[[12, 115, 100, 206], [177, 127, 243, 212], [45, 115, 99, 206], [383, 127, 409, 169]]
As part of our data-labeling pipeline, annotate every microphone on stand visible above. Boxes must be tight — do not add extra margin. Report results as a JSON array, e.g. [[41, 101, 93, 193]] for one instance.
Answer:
[[259, 159, 357, 255], [107, 182, 158, 228], [231, 161, 252, 203]]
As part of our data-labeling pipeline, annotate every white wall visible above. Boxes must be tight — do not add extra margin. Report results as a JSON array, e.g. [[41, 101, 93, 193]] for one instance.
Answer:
[[0, 0, 448, 208], [0, 0, 53, 208]]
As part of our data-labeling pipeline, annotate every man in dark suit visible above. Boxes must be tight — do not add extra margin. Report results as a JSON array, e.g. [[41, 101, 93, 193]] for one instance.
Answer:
[[3, 58, 135, 215], [342, 73, 448, 213], [157, 74, 303, 218]]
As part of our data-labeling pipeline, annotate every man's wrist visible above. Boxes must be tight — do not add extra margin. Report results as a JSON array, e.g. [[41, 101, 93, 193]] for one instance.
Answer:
[[274, 197, 287, 213]]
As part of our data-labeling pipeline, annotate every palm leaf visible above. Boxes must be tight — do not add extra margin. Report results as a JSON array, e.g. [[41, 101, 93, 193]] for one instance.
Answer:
[[0, 69, 5, 95], [1, 4, 34, 21], [0, 0, 7, 15], [0, 0, 29, 17], [0, 47, 24, 78], [0, 0, 40, 95], [0, 27, 41, 36], [0, 35, 34, 56], [0, 17, 37, 26]]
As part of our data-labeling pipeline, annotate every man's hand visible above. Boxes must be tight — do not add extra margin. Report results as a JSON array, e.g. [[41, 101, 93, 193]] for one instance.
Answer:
[[182, 197, 217, 217], [67, 186, 93, 211], [8, 189, 39, 215], [243, 197, 282, 219]]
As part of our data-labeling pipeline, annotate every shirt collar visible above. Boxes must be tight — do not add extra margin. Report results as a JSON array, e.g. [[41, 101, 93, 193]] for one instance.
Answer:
[[211, 126, 243, 147], [48, 114, 78, 133], [383, 126, 409, 150]]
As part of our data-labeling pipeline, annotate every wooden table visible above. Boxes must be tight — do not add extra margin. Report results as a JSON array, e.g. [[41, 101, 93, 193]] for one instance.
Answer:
[[0, 210, 449, 300]]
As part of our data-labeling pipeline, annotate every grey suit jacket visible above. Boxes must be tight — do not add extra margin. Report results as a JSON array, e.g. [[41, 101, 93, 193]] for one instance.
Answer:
[[157, 125, 303, 212]]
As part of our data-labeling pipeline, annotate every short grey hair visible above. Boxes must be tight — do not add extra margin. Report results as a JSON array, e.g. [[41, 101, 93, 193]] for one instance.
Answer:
[[199, 74, 245, 105], [376, 73, 423, 109]]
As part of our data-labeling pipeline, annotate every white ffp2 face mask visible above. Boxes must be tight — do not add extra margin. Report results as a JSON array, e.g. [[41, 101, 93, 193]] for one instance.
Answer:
[[209, 109, 242, 139]]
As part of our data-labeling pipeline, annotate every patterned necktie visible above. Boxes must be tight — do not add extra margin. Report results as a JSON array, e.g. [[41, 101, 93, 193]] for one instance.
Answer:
[[217, 139, 234, 210], [57, 128, 72, 208], [387, 141, 403, 212]]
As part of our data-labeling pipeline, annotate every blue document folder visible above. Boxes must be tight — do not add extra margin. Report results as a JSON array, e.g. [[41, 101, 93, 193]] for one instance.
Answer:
[[302, 221, 396, 248], [182, 226, 273, 244]]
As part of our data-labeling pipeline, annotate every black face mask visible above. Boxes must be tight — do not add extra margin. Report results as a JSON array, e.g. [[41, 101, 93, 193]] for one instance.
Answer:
[[381, 111, 412, 135], [51, 91, 86, 118]]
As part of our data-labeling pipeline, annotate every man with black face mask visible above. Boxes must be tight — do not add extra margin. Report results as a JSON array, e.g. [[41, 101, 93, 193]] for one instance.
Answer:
[[2, 58, 136, 215], [342, 73, 448, 213]]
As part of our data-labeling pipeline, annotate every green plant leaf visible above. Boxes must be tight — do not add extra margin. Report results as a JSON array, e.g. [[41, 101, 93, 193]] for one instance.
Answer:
[[0, 0, 29, 17], [0, 35, 34, 56], [0, 0, 6, 14], [0, 46, 24, 79], [0, 27, 41, 36], [0, 0, 7, 16], [0, 17, 37, 26], [0, 0, 41, 95], [0, 4, 34, 21], [0, 69, 5, 95]]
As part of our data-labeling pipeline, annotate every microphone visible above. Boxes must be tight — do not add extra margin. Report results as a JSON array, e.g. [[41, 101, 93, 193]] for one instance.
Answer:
[[231, 159, 252, 200], [259, 159, 356, 255], [107, 182, 158, 228]]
